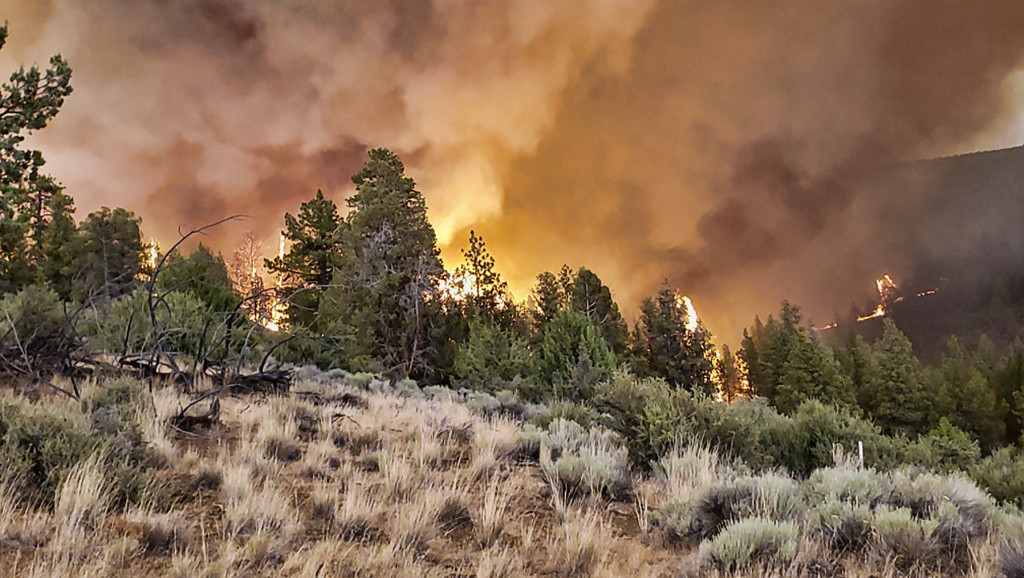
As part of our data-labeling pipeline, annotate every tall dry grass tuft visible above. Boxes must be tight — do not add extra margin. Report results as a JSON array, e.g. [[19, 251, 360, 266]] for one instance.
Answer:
[[336, 475, 386, 542], [476, 476, 515, 547], [477, 545, 526, 578], [551, 508, 609, 577], [54, 453, 108, 540], [0, 481, 18, 537], [140, 385, 184, 465]]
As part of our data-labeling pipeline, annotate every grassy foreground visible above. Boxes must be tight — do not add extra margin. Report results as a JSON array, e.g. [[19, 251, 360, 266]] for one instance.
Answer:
[[0, 371, 1022, 577]]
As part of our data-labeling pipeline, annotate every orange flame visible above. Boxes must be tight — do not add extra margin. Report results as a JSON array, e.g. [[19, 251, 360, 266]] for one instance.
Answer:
[[674, 294, 700, 332], [437, 268, 509, 309], [857, 304, 886, 322], [857, 273, 896, 322], [263, 234, 288, 332]]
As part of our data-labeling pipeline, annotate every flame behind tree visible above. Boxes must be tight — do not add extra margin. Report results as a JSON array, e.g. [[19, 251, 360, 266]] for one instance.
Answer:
[[714, 345, 749, 403], [264, 189, 345, 330], [633, 281, 715, 394], [228, 231, 274, 327], [441, 230, 515, 327]]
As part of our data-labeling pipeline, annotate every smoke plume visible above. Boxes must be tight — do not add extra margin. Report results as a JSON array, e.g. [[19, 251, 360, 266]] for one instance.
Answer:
[[4, 0, 1024, 339]]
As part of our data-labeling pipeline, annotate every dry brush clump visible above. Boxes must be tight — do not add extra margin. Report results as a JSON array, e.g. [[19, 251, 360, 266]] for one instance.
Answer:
[[5, 371, 1024, 577]]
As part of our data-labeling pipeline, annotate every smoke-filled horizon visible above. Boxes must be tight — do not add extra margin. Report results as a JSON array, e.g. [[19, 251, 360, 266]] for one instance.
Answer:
[[5, 0, 1024, 340]]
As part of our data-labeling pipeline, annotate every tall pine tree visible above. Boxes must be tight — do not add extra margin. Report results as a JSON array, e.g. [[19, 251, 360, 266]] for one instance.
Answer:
[[323, 148, 444, 378]]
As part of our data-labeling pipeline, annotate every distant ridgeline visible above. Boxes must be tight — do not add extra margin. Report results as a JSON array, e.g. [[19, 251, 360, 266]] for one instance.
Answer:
[[826, 145, 1024, 360]]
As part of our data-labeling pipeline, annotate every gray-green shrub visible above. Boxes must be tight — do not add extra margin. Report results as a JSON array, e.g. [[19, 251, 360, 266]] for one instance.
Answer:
[[697, 517, 798, 571]]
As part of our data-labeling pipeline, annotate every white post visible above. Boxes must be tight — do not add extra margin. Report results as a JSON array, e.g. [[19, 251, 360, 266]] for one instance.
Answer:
[[858, 440, 864, 469]]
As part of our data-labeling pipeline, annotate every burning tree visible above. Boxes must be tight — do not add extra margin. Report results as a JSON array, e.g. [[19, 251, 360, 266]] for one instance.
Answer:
[[229, 231, 274, 326], [631, 281, 714, 394]]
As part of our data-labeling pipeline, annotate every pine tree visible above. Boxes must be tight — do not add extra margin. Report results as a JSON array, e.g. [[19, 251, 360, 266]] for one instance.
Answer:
[[37, 190, 77, 299], [265, 190, 344, 329], [323, 148, 444, 378], [862, 319, 932, 435], [570, 267, 629, 356], [632, 281, 713, 394], [537, 308, 617, 400], [774, 335, 855, 414], [717, 344, 746, 402], [69, 207, 143, 302], [450, 230, 515, 327], [0, 24, 73, 293], [934, 337, 1004, 450], [158, 244, 238, 313]]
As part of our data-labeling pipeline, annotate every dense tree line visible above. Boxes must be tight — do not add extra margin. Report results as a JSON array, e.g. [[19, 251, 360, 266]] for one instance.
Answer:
[[2, 21, 1024, 467]]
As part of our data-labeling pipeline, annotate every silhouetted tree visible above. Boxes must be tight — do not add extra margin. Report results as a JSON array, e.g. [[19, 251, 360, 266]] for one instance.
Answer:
[[0, 24, 73, 293], [265, 190, 344, 329], [631, 281, 713, 394], [450, 230, 516, 327], [69, 207, 143, 302], [570, 267, 629, 356]]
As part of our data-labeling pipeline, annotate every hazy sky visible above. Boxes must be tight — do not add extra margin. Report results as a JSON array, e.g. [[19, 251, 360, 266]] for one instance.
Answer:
[[4, 0, 1024, 339]]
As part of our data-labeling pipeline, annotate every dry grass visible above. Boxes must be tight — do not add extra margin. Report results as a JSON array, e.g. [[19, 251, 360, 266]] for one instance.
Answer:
[[3, 377, 1020, 578], [477, 476, 515, 547]]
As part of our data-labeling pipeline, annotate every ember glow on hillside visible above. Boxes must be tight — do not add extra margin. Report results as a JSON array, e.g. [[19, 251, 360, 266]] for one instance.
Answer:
[[5, 1, 1024, 336]]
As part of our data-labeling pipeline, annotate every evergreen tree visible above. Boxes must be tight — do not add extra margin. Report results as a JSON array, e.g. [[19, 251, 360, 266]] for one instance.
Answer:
[[835, 333, 880, 411], [69, 207, 143, 302], [537, 308, 617, 400], [265, 190, 344, 329], [323, 148, 443, 378], [774, 335, 855, 415], [755, 303, 804, 399], [738, 320, 764, 395], [717, 344, 746, 402], [453, 317, 532, 391], [991, 340, 1024, 445], [631, 281, 714, 394], [158, 244, 238, 313], [0, 24, 73, 293], [450, 230, 516, 327], [37, 190, 77, 299], [569, 267, 629, 356], [861, 319, 932, 435], [529, 264, 575, 332], [934, 337, 1004, 450]]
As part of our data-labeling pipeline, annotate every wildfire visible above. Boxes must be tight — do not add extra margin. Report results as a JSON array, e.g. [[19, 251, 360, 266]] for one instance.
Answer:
[[917, 289, 937, 298], [674, 294, 700, 332], [711, 348, 725, 402], [857, 304, 886, 322], [264, 234, 288, 332], [857, 273, 898, 323], [438, 269, 479, 303], [137, 240, 160, 281], [820, 322, 839, 331], [436, 268, 508, 309], [876, 274, 898, 303]]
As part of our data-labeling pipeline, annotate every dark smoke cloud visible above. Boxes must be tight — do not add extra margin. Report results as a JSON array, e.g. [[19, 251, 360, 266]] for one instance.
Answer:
[[3, 0, 1024, 339]]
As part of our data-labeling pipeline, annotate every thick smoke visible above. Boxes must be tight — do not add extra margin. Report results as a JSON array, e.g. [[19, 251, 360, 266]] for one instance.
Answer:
[[4, 0, 1024, 339]]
